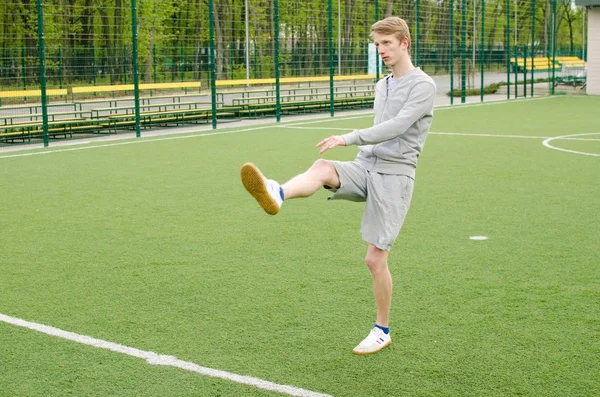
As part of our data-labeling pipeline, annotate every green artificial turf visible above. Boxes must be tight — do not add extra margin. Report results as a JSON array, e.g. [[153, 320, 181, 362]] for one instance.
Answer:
[[1, 96, 598, 396]]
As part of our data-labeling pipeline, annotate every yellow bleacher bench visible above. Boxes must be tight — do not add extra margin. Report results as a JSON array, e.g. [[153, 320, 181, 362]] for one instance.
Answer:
[[71, 82, 202, 98], [216, 74, 383, 87], [0, 89, 68, 103]]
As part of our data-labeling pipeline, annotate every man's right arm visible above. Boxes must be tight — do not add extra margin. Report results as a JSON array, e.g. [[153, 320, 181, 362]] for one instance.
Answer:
[[341, 81, 435, 146]]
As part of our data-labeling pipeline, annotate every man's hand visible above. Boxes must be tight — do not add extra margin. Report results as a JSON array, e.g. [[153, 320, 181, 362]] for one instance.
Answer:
[[317, 135, 346, 154]]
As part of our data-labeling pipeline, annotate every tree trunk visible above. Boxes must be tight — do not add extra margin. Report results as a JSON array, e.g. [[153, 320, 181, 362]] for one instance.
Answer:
[[213, 0, 224, 79], [487, 2, 501, 66], [146, 31, 154, 83], [81, 0, 94, 82], [385, 0, 393, 17], [114, 0, 123, 82], [97, 0, 112, 83], [343, 0, 355, 72], [193, 0, 202, 79]]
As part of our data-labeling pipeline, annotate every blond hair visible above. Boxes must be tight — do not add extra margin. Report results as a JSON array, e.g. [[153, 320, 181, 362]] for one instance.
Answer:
[[371, 17, 411, 55]]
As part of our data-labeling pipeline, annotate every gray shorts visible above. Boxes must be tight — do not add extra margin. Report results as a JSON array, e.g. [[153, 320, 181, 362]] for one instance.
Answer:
[[326, 161, 414, 251]]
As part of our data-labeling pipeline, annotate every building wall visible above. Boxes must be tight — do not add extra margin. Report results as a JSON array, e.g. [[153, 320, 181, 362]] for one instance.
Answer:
[[587, 7, 600, 94]]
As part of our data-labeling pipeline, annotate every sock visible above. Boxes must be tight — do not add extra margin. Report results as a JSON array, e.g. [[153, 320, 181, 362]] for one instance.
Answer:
[[279, 187, 285, 201], [374, 324, 389, 335]]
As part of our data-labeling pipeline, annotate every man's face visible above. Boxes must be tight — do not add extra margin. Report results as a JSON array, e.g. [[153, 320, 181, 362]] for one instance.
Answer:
[[373, 32, 407, 67]]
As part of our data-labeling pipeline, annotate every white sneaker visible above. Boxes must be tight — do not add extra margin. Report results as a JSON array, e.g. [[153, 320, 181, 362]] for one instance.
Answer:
[[241, 162, 283, 215], [352, 327, 392, 355]]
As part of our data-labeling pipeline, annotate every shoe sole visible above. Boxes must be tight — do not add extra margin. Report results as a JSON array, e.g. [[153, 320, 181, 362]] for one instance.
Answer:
[[351, 340, 392, 355], [241, 162, 280, 215]]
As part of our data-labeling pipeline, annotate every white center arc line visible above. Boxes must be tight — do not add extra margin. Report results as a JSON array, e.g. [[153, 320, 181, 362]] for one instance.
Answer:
[[542, 132, 600, 157], [0, 313, 333, 397]]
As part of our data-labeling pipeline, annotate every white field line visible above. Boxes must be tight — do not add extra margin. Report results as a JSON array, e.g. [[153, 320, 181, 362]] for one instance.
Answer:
[[0, 125, 273, 159], [0, 313, 333, 397], [433, 95, 558, 110], [0, 95, 560, 160], [283, 126, 600, 143], [3, 124, 597, 160]]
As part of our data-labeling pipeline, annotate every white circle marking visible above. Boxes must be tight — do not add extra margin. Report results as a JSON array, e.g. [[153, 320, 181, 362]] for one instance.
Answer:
[[542, 133, 600, 157]]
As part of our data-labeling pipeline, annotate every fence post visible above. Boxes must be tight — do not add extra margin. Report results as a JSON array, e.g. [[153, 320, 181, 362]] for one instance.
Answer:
[[208, 0, 217, 129], [514, 3, 518, 98], [245, 0, 251, 81], [461, 0, 467, 103], [480, 0, 485, 102], [36, 0, 49, 147], [531, 0, 535, 96], [375, 0, 379, 81], [505, 0, 510, 99], [551, 0, 557, 94], [450, 0, 454, 104], [328, 0, 335, 116], [582, 7, 586, 61], [416, 0, 420, 68], [523, 45, 527, 96], [274, 0, 281, 122], [131, 0, 141, 138]]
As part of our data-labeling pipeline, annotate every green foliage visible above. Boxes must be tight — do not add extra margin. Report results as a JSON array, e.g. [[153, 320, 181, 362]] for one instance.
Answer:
[[446, 83, 502, 97], [0, 0, 588, 86]]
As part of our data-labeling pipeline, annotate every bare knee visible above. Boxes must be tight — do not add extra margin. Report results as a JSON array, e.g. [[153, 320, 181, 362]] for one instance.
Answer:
[[365, 246, 389, 274], [308, 159, 339, 188]]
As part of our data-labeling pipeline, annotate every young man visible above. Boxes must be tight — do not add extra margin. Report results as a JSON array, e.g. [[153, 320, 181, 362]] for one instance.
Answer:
[[241, 16, 436, 355]]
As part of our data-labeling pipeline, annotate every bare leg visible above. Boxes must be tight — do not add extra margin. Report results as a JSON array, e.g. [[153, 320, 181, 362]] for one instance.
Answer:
[[281, 159, 340, 200], [364, 244, 392, 327], [351, 244, 393, 354]]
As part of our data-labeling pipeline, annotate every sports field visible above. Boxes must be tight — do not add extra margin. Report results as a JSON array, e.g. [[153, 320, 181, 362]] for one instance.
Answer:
[[1, 96, 598, 396]]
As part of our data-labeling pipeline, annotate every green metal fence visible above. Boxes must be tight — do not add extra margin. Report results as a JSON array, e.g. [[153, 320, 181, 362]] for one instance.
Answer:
[[0, 0, 589, 148]]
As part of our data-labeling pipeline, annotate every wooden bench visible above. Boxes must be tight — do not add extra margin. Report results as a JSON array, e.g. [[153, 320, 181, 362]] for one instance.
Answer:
[[222, 83, 373, 105], [139, 93, 214, 105], [0, 89, 68, 106], [511, 57, 562, 72], [90, 101, 222, 119], [239, 96, 374, 118], [560, 61, 586, 69], [215, 74, 381, 88], [103, 107, 239, 133], [71, 81, 202, 100], [74, 98, 121, 111], [102, 111, 228, 132], [0, 110, 92, 125], [232, 90, 373, 106], [0, 102, 77, 114], [0, 118, 106, 143], [76, 93, 214, 109]]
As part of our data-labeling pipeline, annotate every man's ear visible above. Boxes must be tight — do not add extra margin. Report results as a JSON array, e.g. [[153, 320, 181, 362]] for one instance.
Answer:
[[401, 38, 409, 51]]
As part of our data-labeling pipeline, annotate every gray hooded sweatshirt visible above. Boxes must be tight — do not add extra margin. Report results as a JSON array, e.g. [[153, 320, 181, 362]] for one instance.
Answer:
[[341, 67, 436, 178]]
